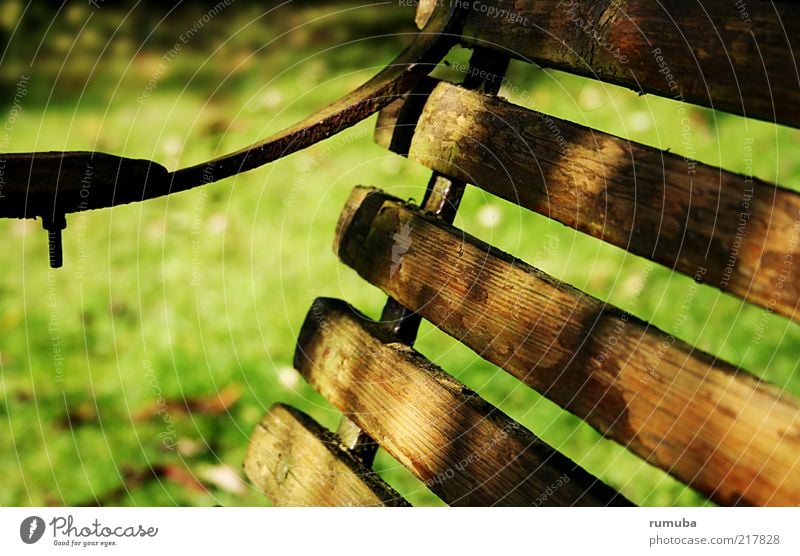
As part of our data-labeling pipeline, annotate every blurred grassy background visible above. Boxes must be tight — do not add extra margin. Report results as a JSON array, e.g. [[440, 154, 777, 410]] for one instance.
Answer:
[[1, 1, 799, 507]]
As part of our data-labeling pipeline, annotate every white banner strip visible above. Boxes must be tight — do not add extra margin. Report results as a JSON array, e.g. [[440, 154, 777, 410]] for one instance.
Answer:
[[1, 507, 798, 555]]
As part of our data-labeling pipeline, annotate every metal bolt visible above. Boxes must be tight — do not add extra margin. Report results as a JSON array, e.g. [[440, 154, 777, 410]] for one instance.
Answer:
[[42, 212, 67, 269]]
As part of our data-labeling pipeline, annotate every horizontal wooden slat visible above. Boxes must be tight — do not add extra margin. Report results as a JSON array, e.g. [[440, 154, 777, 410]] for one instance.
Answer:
[[294, 297, 630, 507], [419, 0, 800, 127], [376, 79, 800, 323], [335, 187, 800, 506], [244, 403, 407, 506]]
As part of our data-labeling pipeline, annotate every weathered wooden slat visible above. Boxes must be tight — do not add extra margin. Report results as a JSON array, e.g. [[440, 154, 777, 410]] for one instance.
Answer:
[[244, 403, 407, 506], [376, 79, 800, 323], [334, 187, 800, 506], [417, 0, 800, 128], [294, 297, 631, 507]]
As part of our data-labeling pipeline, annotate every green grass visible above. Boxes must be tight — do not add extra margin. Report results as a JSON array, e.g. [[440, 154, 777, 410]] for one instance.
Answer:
[[1, 2, 799, 507]]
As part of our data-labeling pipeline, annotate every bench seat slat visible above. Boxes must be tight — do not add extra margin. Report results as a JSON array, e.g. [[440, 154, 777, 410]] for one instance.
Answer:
[[377, 80, 800, 323], [419, 0, 800, 128], [334, 187, 800, 506], [294, 297, 630, 507], [244, 403, 407, 506]]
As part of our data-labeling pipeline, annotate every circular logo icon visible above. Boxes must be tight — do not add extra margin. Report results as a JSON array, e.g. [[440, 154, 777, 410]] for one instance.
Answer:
[[20, 516, 45, 544]]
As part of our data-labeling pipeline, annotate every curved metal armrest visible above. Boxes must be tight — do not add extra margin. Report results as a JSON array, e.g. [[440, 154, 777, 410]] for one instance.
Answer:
[[0, 152, 168, 219], [1, 5, 465, 268], [0, 4, 465, 221]]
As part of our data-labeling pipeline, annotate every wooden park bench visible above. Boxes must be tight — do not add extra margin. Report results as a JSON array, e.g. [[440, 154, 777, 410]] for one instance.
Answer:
[[243, 0, 800, 506], [2, 1, 799, 507]]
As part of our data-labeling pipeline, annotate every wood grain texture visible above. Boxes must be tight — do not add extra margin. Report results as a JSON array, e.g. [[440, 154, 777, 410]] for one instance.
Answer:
[[376, 80, 800, 323], [244, 403, 407, 506], [421, 0, 800, 127], [294, 297, 631, 507], [335, 187, 800, 506]]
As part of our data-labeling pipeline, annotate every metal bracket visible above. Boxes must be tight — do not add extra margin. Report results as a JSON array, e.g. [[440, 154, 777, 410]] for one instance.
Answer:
[[339, 48, 513, 469]]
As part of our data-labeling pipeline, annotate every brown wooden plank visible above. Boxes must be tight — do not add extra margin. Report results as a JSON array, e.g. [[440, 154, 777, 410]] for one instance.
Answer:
[[335, 187, 800, 506], [376, 79, 800, 323], [244, 403, 407, 506], [294, 297, 631, 507], [417, 0, 800, 127]]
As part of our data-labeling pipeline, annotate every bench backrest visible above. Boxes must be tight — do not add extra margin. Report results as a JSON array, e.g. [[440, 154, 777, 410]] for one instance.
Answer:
[[245, 0, 800, 506]]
